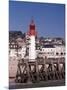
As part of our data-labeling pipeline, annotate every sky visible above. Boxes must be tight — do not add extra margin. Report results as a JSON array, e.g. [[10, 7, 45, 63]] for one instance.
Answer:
[[9, 1, 65, 38]]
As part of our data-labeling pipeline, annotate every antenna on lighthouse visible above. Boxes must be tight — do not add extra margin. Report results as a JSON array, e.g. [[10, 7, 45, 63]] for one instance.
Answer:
[[31, 16, 34, 24], [31, 16, 35, 25]]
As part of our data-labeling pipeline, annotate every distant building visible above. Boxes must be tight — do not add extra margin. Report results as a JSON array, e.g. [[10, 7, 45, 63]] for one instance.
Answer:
[[39, 37, 65, 45], [37, 44, 65, 59], [9, 31, 26, 56], [9, 31, 26, 78], [9, 31, 25, 40]]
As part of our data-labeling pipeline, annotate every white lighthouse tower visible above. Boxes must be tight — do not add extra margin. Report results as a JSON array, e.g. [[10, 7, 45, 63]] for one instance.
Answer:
[[28, 19, 37, 62]]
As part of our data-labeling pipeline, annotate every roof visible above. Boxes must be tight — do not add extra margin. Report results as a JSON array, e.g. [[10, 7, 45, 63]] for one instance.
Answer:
[[42, 45, 55, 48]]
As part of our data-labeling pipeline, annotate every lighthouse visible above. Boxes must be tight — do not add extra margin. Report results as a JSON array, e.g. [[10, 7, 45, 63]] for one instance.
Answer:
[[28, 19, 37, 62]]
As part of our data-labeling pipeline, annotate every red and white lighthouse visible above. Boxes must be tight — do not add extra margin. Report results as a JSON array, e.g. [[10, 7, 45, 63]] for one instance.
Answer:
[[28, 19, 37, 61]]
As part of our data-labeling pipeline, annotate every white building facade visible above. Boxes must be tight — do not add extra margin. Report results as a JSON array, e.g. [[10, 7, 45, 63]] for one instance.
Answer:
[[9, 39, 26, 78], [37, 45, 65, 59]]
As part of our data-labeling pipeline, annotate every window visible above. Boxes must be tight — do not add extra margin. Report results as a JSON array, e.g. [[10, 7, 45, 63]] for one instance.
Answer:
[[56, 52, 59, 55], [42, 49, 45, 51], [13, 45, 14, 48], [9, 50, 10, 54], [51, 49, 52, 51], [40, 48, 42, 51], [48, 52, 49, 54], [61, 52, 63, 55], [64, 52, 65, 55], [15, 45, 17, 48], [11, 45, 13, 48]]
